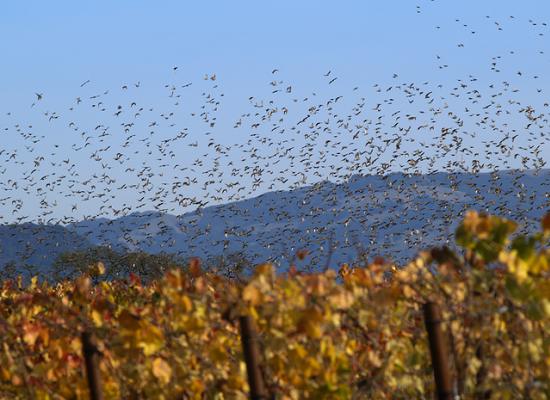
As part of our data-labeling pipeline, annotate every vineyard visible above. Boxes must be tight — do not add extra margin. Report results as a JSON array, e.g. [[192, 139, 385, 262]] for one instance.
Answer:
[[0, 211, 548, 399]]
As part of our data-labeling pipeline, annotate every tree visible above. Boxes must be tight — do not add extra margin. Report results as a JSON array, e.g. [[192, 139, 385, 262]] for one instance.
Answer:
[[52, 246, 185, 282]]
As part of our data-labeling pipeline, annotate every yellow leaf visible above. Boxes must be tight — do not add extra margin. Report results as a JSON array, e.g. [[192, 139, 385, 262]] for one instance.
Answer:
[[190, 377, 205, 393], [368, 350, 383, 368], [152, 357, 172, 385], [254, 263, 274, 277], [30, 276, 38, 289], [328, 290, 355, 309], [242, 284, 262, 305], [96, 261, 106, 275], [297, 308, 324, 338], [23, 323, 41, 347], [180, 295, 193, 312], [92, 309, 103, 327], [0, 367, 10, 381], [139, 322, 164, 356], [35, 388, 51, 400]]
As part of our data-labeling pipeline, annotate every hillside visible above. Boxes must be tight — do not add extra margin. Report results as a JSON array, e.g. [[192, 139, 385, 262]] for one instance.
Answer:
[[1, 169, 548, 274]]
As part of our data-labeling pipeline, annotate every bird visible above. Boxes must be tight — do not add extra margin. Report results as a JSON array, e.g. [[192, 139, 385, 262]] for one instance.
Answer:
[[1, 4, 549, 278]]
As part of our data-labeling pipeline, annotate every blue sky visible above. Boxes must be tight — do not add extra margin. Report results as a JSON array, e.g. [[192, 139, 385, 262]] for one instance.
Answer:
[[2, 1, 547, 105], [1, 1, 549, 222]]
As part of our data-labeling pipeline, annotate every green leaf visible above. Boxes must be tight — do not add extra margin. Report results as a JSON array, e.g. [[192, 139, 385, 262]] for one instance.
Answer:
[[505, 276, 533, 302], [511, 236, 536, 261]]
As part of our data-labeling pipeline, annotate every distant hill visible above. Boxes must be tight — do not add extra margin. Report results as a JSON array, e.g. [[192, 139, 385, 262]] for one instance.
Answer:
[[1, 169, 548, 276], [0, 223, 92, 272]]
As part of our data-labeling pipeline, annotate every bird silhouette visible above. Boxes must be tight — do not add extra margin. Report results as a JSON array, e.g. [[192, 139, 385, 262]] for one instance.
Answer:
[[1, 5, 549, 278]]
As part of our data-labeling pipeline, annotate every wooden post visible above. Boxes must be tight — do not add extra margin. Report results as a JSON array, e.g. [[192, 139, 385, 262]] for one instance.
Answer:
[[423, 302, 453, 400], [239, 315, 268, 400], [81, 331, 104, 400]]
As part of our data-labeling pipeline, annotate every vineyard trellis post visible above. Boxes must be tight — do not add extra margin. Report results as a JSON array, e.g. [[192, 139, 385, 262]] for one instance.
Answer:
[[239, 315, 269, 400], [423, 302, 453, 400], [81, 330, 104, 400]]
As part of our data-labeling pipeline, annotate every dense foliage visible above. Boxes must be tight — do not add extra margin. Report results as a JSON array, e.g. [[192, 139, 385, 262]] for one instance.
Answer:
[[51, 247, 255, 283], [52, 247, 186, 282], [0, 211, 548, 399]]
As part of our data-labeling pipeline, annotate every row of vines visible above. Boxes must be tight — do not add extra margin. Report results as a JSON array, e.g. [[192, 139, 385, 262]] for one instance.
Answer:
[[0, 211, 548, 399]]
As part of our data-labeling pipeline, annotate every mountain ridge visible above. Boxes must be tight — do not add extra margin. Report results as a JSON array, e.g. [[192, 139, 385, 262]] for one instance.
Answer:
[[1, 169, 548, 275]]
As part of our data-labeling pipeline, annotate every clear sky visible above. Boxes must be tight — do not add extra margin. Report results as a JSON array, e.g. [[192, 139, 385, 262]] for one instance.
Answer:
[[1, 1, 549, 223], [1, 1, 549, 100]]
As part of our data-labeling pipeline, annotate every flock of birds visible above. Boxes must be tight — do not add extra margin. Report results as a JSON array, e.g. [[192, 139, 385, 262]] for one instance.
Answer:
[[1, 5, 549, 272]]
